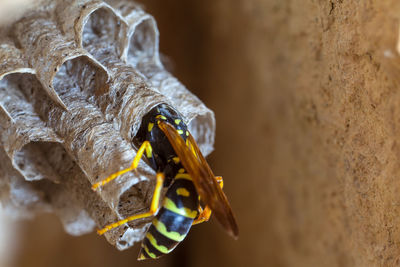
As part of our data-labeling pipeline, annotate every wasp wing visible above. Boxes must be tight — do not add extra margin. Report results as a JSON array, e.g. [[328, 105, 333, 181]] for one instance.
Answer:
[[158, 121, 239, 238]]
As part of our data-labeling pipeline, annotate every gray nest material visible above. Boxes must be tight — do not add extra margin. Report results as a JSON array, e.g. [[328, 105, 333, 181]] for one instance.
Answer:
[[0, 0, 215, 250]]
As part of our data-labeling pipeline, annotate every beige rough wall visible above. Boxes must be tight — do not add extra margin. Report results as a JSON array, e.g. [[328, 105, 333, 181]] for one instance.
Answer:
[[143, 1, 400, 267], [6, 1, 400, 267]]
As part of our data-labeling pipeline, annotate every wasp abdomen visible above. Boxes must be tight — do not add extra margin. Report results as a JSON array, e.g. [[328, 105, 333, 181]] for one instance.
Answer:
[[139, 176, 199, 260]]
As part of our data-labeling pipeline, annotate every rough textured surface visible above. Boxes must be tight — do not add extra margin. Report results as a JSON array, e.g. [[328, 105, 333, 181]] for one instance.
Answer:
[[142, 1, 400, 267], [0, 0, 215, 251]]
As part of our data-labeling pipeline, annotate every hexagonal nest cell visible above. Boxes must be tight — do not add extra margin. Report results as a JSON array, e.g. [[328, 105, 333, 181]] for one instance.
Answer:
[[0, 0, 215, 250]]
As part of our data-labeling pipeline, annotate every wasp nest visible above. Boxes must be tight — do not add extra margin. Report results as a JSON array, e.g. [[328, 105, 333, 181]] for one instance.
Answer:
[[0, 0, 215, 250]]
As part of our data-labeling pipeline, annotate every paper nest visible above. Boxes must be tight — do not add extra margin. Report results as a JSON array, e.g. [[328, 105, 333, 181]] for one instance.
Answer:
[[0, 0, 215, 250]]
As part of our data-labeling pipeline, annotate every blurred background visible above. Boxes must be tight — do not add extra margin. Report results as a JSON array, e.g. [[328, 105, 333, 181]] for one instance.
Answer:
[[3, 0, 400, 267]]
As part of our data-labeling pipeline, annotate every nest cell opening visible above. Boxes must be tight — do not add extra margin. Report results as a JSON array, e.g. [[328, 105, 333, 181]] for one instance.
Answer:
[[0, 72, 55, 129], [127, 18, 158, 66], [53, 56, 108, 100], [82, 7, 126, 57], [12, 141, 65, 183], [188, 112, 216, 156], [0, 72, 34, 110]]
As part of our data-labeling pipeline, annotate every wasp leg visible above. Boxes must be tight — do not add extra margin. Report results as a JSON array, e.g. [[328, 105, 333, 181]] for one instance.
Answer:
[[193, 205, 212, 225], [215, 176, 223, 188], [92, 141, 152, 191], [97, 172, 165, 235], [192, 176, 223, 225]]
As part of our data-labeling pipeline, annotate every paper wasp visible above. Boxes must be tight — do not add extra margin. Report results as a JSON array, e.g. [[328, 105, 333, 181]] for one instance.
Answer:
[[92, 103, 238, 259]]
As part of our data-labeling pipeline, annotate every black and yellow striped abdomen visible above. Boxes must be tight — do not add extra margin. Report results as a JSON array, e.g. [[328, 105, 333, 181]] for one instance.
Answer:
[[139, 174, 199, 260]]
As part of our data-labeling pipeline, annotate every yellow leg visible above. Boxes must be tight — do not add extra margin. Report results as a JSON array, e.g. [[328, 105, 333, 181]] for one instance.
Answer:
[[92, 141, 152, 191], [215, 176, 223, 189], [193, 205, 212, 225], [193, 176, 223, 225], [97, 172, 165, 235]]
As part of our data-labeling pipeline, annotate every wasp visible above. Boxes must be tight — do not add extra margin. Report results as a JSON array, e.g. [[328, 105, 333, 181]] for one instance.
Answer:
[[92, 103, 238, 260]]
